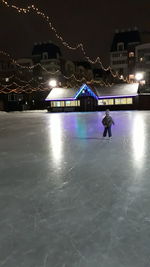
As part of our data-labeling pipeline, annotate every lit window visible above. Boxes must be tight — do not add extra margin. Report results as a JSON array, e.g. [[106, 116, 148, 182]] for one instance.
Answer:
[[126, 98, 133, 104], [115, 98, 133, 105], [60, 101, 65, 107], [129, 52, 134, 58], [98, 99, 114, 105], [66, 101, 71, 106], [51, 101, 59, 107], [56, 102, 61, 107], [98, 99, 106, 105], [71, 101, 76, 106], [65, 101, 80, 107], [51, 100, 80, 107], [120, 98, 127, 104], [108, 99, 114, 105], [115, 99, 121, 105], [115, 98, 127, 105]]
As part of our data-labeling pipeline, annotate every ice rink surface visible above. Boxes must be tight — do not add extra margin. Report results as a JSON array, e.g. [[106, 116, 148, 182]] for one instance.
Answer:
[[0, 110, 150, 267]]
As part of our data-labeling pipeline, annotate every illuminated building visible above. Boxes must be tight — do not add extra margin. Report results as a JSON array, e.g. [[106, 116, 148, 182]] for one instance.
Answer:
[[45, 83, 139, 112]]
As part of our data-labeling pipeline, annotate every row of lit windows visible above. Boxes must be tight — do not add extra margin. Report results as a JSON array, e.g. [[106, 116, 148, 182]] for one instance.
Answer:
[[98, 98, 133, 105], [51, 98, 133, 107], [51, 100, 80, 107]]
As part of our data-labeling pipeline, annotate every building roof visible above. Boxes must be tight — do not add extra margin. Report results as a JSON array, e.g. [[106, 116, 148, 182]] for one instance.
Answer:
[[45, 83, 139, 101], [94, 83, 139, 97], [45, 87, 77, 101], [111, 30, 141, 52], [32, 42, 61, 59]]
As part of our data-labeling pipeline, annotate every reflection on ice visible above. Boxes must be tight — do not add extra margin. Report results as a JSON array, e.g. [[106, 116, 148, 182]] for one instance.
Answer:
[[1, 111, 150, 267], [132, 114, 145, 165], [48, 115, 63, 165]]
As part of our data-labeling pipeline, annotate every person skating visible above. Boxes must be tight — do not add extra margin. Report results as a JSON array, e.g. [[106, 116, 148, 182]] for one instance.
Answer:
[[102, 109, 115, 138]]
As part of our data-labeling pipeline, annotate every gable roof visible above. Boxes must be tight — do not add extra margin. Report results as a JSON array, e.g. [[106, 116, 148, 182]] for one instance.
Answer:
[[74, 84, 98, 99]]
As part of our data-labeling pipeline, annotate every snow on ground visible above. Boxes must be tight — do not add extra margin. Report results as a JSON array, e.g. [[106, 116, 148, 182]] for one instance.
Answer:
[[0, 111, 150, 267]]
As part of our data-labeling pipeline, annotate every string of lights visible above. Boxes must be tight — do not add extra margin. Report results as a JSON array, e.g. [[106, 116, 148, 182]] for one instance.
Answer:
[[0, 52, 115, 90], [0, 73, 114, 89], [0, 0, 128, 82], [0, 84, 50, 94], [0, 50, 61, 76], [0, 79, 113, 94], [0, 71, 114, 94]]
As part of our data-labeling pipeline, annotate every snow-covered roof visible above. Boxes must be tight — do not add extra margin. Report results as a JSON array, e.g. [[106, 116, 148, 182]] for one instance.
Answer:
[[94, 83, 139, 98], [45, 87, 77, 101]]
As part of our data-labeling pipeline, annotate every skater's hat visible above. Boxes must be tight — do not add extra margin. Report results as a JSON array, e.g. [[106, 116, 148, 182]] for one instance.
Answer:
[[105, 109, 110, 114]]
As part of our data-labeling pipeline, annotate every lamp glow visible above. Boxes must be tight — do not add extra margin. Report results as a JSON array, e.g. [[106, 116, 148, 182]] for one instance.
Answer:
[[49, 79, 57, 87], [135, 73, 143, 81]]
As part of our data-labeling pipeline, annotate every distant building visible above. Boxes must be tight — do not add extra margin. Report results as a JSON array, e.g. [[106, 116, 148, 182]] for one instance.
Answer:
[[110, 28, 150, 82], [0, 53, 18, 111], [135, 43, 150, 84], [110, 28, 141, 80], [31, 41, 62, 81]]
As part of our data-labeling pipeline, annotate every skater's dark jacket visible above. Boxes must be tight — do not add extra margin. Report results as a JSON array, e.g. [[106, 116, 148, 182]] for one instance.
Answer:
[[102, 114, 115, 127]]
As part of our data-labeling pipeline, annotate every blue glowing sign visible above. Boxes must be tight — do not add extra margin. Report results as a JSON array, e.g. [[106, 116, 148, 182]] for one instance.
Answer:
[[74, 84, 98, 99]]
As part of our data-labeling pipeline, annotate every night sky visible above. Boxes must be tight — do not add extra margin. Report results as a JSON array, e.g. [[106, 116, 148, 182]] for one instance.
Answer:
[[0, 0, 150, 65]]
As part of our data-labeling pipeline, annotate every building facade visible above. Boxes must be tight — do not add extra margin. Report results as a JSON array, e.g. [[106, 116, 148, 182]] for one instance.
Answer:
[[110, 28, 141, 80], [32, 41, 62, 82], [135, 43, 150, 84], [110, 29, 150, 83]]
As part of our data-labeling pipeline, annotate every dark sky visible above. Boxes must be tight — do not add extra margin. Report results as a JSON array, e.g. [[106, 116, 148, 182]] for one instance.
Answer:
[[0, 0, 150, 65]]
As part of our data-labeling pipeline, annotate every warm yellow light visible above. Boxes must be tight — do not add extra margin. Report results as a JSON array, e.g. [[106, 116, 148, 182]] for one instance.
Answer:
[[135, 72, 144, 81], [49, 79, 57, 87]]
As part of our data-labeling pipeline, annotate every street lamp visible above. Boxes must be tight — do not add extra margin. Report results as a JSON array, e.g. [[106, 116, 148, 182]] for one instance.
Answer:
[[49, 79, 57, 88], [135, 72, 144, 81]]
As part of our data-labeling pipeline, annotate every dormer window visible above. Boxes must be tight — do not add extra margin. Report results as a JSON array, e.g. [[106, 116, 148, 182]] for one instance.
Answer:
[[117, 43, 124, 51], [42, 52, 48, 60]]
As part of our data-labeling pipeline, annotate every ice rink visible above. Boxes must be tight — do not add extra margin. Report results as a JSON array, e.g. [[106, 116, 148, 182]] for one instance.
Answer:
[[0, 110, 150, 267]]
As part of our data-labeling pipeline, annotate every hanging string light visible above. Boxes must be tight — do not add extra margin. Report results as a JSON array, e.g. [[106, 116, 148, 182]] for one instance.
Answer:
[[0, 0, 129, 82], [0, 49, 117, 92]]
